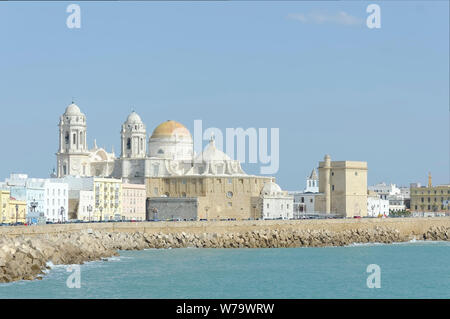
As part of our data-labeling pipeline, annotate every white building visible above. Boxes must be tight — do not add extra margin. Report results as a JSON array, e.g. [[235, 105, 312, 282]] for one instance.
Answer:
[[76, 190, 94, 221], [289, 169, 321, 218], [369, 182, 408, 212], [2, 174, 68, 222], [260, 181, 293, 220], [367, 192, 389, 217]]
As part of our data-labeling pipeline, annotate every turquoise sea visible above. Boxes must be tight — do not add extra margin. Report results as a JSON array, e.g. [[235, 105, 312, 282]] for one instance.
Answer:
[[1, 241, 449, 299]]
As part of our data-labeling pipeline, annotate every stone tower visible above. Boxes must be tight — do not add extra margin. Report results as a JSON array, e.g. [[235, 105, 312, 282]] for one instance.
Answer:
[[121, 111, 146, 159], [316, 154, 368, 217], [57, 103, 90, 177]]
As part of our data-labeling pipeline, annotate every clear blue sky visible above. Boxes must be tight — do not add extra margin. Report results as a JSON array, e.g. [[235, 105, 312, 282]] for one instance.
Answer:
[[0, 1, 448, 190]]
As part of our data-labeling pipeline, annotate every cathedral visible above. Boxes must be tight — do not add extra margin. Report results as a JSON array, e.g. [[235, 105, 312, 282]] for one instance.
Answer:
[[57, 102, 248, 184], [56, 102, 294, 220]]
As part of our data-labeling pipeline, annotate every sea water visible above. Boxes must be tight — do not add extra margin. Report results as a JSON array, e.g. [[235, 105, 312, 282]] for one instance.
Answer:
[[1, 241, 449, 299]]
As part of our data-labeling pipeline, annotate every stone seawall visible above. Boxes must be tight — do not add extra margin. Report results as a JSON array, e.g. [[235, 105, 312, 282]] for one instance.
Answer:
[[1, 218, 450, 283]]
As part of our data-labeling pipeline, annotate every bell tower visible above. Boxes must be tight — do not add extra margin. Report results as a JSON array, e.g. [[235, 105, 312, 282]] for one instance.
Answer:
[[57, 102, 90, 177], [121, 111, 147, 159]]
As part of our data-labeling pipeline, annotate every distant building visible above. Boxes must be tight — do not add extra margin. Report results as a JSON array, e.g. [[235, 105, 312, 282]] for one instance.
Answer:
[[61, 176, 122, 221], [260, 181, 293, 220], [289, 169, 321, 218], [368, 182, 408, 212], [367, 191, 389, 217], [122, 183, 146, 221], [315, 155, 368, 218], [2, 174, 68, 223], [0, 190, 26, 224], [410, 173, 449, 213]]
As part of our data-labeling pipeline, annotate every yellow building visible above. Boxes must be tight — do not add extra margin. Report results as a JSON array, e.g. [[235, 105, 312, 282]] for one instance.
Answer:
[[93, 177, 122, 221], [0, 190, 9, 224], [315, 155, 368, 218], [147, 175, 273, 220], [0, 190, 27, 224], [410, 174, 450, 212]]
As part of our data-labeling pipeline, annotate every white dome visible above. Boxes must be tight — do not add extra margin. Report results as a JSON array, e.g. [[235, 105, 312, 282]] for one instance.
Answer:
[[261, 181, 282, 196], [125, 111, 143, 124], [195, 138, 231, 162], [65, 103, 82, 116]]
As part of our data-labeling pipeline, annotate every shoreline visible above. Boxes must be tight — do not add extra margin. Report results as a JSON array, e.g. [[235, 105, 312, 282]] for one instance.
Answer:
[[1, 218, 450, 283]]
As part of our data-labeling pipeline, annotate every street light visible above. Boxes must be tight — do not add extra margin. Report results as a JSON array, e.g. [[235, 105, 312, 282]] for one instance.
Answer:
[[60, 206, 65, 223], [15, 204, 18, 224], [205, 206, 210, 221], [87, 204, 92, 222], [99, 206, 103, 222]]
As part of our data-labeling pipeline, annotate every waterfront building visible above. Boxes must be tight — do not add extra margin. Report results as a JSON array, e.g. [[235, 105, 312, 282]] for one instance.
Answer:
[[146, 138, 273, 220], [76, 190, 94, 221], [367, 191, 389, 217], [315, 155, 368, 218], [0, 190, 9, 223], [122, 183, 146, 221], [368, 182, 409, 212], [0, 190, 26, 224], [8, 197, 27, 224], [410, 173, 450, 213], [260, 181, 293, 220], [54, 103, 290, 221], [93, 178, 122, 221], [289, 169, 321, 218], [61, 176, 122, 221], [2, 174, 68, 223]]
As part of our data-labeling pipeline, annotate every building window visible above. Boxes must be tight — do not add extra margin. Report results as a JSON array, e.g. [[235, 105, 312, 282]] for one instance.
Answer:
[[227, 191, 233, 198], [332, 185, 335, 191], [355, 172, 358, 176], [228, 202, 232, 207], [127, 138, 131, 150]]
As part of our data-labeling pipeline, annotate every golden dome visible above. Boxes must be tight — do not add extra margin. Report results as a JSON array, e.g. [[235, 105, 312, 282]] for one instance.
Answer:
[[150, 120, 191, 139]]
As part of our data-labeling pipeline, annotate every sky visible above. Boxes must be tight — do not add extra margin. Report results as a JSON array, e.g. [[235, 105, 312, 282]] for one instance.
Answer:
[[0, 1, 448, 190]]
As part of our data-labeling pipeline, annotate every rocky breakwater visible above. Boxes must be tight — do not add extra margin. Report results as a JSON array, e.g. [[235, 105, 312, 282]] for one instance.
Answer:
[[1, 225, 450, 283]]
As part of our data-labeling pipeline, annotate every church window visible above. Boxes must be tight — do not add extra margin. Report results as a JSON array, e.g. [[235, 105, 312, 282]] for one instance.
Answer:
[[227, 191, 233, 198], [182, 179, 187, 185], [63, 165, 67, 175], [355, 172, 358, 176], [158, 149, 164, 154], [127, 138, 131, 150], [65, 133, 69, 144], [228, 202, 232, 207], [228, 178, 232, 184], [332, 185, 335, 191]]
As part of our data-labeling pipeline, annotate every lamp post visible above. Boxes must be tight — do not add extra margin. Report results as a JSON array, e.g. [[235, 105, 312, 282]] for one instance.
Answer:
[[87, 204, 92, 222], [15, 204, 18, 224], [99, 206, 103, 222], [60, 206, 65, 223], [205, 206, 210, 221]]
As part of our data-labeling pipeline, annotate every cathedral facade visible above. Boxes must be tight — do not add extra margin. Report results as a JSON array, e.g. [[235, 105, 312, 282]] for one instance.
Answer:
[[57, 103, 251, 184], [56, 102, 292, 220]]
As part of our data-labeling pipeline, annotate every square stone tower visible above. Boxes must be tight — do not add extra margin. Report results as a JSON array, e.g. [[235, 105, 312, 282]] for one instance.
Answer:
[[315, 155, 368, 218]]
